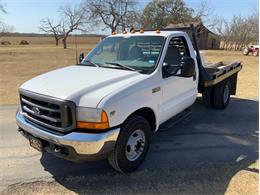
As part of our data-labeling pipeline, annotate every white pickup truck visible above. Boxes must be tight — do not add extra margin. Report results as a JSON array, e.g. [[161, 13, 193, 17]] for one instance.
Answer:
[[16, 25, 242, 172]]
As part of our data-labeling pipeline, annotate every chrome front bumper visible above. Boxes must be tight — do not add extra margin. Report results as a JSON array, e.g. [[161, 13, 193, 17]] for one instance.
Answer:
[[16, 109, 120, 161]]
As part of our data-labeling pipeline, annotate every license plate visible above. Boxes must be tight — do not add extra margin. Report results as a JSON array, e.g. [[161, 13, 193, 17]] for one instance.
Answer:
[[29, 136, 43, 152]]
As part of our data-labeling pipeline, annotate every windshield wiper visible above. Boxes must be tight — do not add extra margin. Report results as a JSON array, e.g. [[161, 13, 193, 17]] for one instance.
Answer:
[[104, 62, 136, 71], [79, 60, 100, 67]]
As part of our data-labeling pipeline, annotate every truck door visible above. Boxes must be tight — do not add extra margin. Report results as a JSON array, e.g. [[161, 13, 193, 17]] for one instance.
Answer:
[[159, 35, 198, 123]]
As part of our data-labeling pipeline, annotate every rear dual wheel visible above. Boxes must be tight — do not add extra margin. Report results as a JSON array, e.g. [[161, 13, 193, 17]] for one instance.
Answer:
[[202, 87, 214, 108], [202, 80, 231, 109], [213, 80, 231, 109]]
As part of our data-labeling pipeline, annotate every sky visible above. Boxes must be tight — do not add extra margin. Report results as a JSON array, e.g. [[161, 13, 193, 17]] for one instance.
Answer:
[[0, 0, 259, 34]]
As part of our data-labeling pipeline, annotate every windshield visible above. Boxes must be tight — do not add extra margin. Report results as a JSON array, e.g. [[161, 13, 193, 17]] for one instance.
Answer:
[[81, 36, 165, 73]]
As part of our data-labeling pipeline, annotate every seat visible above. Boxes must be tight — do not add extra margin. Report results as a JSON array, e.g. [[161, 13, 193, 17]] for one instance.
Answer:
[[118, 43, 129, 60], [164, 46, 181, 65]]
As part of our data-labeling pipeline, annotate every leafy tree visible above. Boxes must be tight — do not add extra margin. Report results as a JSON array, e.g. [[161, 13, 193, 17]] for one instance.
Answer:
[[141, 0, 195, 28]]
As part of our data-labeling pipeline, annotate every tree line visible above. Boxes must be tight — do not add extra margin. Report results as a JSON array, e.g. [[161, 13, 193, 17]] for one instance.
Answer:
[[38, 0, 211, 49], [1, 0, 259, 50], [213, 12, 259, 50]]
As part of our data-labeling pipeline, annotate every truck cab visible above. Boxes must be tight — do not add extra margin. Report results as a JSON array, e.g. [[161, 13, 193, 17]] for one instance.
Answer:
[[16, 26, 242, 172]]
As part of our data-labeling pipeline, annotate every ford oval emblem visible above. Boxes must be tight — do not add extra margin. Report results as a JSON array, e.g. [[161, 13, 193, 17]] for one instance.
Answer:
[[32, 107, 41, 115]]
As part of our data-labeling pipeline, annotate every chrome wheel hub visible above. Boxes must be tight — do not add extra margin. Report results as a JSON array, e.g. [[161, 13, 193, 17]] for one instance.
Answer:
[[125, 129, 146, 161]]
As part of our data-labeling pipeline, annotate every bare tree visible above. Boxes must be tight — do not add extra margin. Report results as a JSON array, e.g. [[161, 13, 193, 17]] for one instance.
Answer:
[[213, 12, 259, 50], [39, 18, 63, 46], [86, 0, 137, 33], [0, 0, 6, 14], [0, 0, 15, 33], [0, 21, 14, 33], [192, 0, 211, 22], [39, 5, 89, 49], [59, 5, 89, 49]]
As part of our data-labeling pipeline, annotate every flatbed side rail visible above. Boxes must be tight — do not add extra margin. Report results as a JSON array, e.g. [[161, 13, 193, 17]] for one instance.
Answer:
[[210, 61, 241, 78], [204, 63, 242, 87], [138, 25, 242, 89]]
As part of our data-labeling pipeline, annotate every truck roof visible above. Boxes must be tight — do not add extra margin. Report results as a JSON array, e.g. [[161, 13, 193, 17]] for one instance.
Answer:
[[109, 30, 186, 38]]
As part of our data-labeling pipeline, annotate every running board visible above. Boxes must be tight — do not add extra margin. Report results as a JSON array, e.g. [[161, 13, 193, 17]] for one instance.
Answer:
[[159, 108, 192, 131]]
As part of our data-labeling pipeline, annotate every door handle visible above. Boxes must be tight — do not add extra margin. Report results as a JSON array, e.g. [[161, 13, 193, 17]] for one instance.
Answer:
[[152, 86, 161, 93]]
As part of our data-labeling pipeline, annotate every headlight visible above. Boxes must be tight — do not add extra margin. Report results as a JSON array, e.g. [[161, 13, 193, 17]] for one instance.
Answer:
[[76, 107, 109, 130], [76, 107, 102, 122]]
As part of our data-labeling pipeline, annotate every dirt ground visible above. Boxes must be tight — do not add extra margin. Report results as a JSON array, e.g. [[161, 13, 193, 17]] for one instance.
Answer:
[[0, 44, 259, 194], [0, 44, 96, 105], [2, 161, 258, 195], [0, 36, 102, 45], [205, 50, 259, 99], [0, 45, 258, 105]]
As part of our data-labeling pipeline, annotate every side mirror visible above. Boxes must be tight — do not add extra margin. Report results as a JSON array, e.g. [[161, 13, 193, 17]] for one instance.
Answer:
[[162, 57, 195, 78], [180, 57, 195, 77], [79, 53, 84, 63], [162, 62, 181, 78]]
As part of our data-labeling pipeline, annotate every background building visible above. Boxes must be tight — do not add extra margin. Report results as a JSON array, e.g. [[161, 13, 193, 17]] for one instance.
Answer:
[[166, 22, 221, 50]]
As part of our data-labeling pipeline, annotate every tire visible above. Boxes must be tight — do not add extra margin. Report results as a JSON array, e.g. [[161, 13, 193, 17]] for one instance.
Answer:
[[213, 80, 231, 109], [243, 47, 249, 55], [108, 115, 151, 173], [202, 87, 214, 108], [253, 50, 259, 57]]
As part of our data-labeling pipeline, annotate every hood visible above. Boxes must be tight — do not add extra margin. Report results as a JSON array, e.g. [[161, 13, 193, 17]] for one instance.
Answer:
[[20, 65, 146, 107]]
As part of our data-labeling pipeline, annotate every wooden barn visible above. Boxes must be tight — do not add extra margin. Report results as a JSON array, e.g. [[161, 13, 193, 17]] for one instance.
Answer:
[[166, 22, 221, 50]]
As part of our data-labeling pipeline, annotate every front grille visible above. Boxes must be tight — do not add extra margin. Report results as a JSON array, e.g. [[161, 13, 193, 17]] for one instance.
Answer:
[[20, 89, 76, 132]]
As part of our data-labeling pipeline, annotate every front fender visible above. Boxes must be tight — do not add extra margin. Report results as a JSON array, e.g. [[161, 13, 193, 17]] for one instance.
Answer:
[[98, 75, 161, 131]]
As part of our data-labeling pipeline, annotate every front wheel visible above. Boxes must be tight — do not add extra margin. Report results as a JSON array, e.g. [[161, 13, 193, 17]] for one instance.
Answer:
[[108, 115, 151, 173]]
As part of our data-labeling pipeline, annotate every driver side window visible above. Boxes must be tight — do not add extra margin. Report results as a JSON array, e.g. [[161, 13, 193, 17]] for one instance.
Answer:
[[164, 45, 182, 66], [162, 36, 190, 78], [165, 36, 190, 64]]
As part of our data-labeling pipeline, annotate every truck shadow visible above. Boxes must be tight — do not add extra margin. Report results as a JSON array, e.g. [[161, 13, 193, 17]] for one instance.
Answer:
[[40, 97, 258, 194]]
